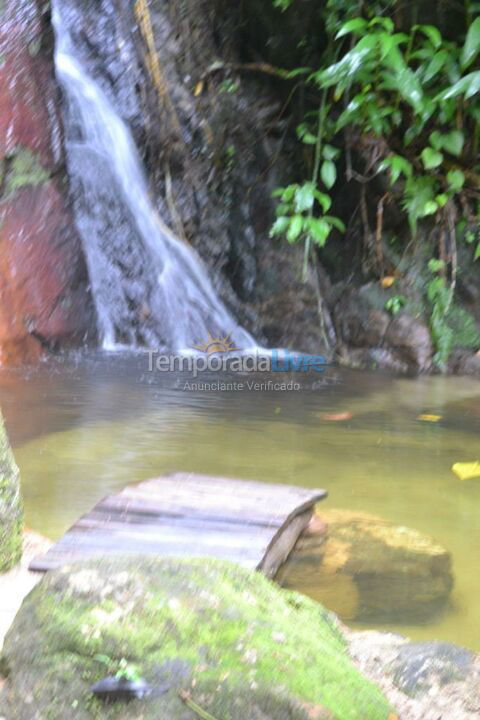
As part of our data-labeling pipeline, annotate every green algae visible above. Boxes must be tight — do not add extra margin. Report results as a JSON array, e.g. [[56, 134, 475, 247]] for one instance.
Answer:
[[1, 557, 393, 719]]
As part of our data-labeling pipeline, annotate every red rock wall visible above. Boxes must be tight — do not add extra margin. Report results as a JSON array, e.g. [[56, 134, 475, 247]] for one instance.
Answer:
[[0, 0, 95, 365]]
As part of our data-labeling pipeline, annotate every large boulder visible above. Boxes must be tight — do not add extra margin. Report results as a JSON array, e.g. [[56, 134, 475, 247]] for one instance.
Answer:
[[278, 510, 453, 623], [0, 411, 23, 572], [0, 557, 394, 720], [0, 0, 95, 365]]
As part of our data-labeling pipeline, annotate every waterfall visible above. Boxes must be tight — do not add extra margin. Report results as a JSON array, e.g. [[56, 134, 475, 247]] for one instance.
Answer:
[[51, 1, 256, 353]]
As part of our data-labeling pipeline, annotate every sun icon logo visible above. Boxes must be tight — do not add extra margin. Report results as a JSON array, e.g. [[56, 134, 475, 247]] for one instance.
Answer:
[[194, 332, 241, 355]]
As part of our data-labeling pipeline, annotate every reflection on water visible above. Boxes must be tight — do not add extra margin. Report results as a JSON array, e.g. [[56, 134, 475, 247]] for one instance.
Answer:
[[1, 351, 480, 649]]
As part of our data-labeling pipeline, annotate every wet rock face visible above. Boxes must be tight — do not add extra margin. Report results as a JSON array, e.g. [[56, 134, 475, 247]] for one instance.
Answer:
[[64, 0, 333, 352], [278, 509, 453, 623], [333, 284, 433, 372], [0, 0, 95, 365], [0, 557, 393, 720]]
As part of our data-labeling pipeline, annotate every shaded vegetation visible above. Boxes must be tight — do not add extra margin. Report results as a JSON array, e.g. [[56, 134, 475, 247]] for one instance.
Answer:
[[258, 0, 480, 367]]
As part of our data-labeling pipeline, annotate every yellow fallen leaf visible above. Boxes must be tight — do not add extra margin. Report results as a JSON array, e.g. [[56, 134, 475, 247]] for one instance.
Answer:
[[380, 276, 395, 288], [452, 462, 480, 481], [418, 414, 442, 422], [194, 80, 204, 97]]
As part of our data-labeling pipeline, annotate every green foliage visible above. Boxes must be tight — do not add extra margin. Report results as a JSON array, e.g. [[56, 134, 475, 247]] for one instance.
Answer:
[[270, 0, 480, 363], [385, 295, 406, 315], [446, 305, 480, 349], [306, 14, 479, 235], [427, 260, 454, 370], [93, 654, 143, 682], [270, 182, 344, 247]]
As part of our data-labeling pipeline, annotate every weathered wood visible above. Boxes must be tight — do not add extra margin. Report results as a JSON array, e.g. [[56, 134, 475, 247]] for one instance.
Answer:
[[30, 473, 327, 577]]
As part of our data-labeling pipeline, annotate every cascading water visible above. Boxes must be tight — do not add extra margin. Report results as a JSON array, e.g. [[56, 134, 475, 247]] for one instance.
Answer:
[[51, 0, 255, 352]]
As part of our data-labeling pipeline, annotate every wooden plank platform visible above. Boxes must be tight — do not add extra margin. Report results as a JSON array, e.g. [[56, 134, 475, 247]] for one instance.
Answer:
[[29, 473, 327, 578]]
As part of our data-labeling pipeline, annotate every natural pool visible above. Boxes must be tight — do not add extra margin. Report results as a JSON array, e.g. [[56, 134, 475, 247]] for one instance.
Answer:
[[1, 351, 480, 649]]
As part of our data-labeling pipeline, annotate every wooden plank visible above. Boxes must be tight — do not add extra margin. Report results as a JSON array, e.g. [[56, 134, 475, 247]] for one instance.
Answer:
[[30, 473, 327, 575], [259, 510, 312, 578]]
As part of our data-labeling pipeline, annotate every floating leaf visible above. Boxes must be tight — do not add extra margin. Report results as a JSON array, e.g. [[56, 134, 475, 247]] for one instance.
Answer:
[[380, 276, 395, 288], [452, 462, 480, 480], [320, 411, 353, 422], [418, 414, 442, 422]]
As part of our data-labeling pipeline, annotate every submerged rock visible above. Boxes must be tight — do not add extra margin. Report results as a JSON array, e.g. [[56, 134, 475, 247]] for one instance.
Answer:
[[0, 411, 23, 572], [0, 557, 393, 720], [278, 509, 453, 623]]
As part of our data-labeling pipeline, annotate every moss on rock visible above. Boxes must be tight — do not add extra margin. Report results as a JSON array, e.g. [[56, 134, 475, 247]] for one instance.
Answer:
[[0, 411, 23, 572], [4, 147, 50, 197], [0, 557, 393, 720]]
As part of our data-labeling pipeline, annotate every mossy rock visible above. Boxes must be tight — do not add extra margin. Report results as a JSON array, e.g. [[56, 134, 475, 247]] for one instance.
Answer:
[[0, 557, 393, 720], [0, 411, 23, 572], [278, 510, 453, 623]]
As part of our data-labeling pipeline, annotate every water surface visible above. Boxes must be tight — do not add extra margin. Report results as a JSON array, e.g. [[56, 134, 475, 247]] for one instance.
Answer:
[[1, 351, 479, 649]]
